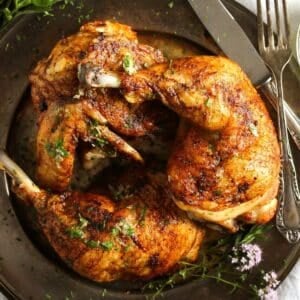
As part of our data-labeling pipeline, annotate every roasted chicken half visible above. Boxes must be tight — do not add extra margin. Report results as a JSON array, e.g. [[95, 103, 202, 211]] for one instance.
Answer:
[[83, 56, 280, 231], [0, 150, 204, 281]]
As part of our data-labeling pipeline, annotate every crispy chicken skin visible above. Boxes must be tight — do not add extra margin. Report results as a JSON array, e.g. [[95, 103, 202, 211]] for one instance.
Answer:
[[32, 21, 172, 191], [77, 20, 166, 137], [30, 20, 166, 136], [0, 151, 204, 282], [36, 99, 143, 191], [30, 21, 137, 110], [87, 56, 280, 231]]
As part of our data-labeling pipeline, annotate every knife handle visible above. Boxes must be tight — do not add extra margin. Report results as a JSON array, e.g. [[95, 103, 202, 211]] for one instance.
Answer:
[[260, 82, 300, 150]]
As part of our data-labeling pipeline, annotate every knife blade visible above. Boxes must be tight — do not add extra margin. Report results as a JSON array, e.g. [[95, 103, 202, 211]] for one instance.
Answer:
[[187, 0, 300, 149], [188, 0, 270, 86]]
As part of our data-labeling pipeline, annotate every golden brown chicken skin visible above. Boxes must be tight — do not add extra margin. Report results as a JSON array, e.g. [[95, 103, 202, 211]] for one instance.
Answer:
[[30, 21, 138, 111], [87, 56, 280, 231], [76, 20, 166, 136], [36, 99, 142, 192], [0, 150, 204, 282], [32, 21, 172, 191], [30, 20, 166, 137]]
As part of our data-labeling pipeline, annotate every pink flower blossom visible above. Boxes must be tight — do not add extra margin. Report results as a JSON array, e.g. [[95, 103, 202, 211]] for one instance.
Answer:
[[230, 243, 262, 271], [257, 271, 279, 300]]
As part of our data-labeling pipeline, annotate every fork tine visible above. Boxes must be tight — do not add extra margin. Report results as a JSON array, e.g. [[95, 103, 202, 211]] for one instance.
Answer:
[[274, 0, 281, 46], [266, 0, 275, 48], [257, 0, 265, 51], [282, 0, 290, 46]]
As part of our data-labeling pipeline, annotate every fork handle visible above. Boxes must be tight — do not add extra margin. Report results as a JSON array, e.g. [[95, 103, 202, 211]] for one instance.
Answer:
[[260, 82, 300, 150], [270, 70, 300, 243]]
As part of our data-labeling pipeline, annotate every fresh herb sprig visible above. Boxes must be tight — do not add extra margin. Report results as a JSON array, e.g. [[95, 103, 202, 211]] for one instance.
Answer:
[[142, 224, 273, 299], [0, 0, 72, 31]]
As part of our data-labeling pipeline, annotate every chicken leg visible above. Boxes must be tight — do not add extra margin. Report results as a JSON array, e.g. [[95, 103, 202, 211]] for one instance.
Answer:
[[0, 149, 204, 281]]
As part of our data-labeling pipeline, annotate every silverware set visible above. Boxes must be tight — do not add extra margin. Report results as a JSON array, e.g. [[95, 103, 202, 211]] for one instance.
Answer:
[[257, 0, 300, 243]]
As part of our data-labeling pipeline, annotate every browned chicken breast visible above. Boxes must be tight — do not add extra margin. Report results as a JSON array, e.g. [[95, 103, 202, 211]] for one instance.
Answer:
[[0, 150, 204, 282], [84, 56, 280, 231]]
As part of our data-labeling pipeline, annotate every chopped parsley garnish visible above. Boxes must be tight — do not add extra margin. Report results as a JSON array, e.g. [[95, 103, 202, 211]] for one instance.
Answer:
[[122, 53, 136, 75], [112, 220, 135, 237], [85, 239, 114, 251], [67, 227, 85, 239], [88, 119, 108, 148], [108, 184, 134, 201], [205, 97, 212, 107], [119, 221, 135, 237], [100, 240, 114, 251], [66, 214, 88, 239], [111, 227, 120, 236], [86, 239, 100, 248], [213, 190, 222, 196], [45, 138, 69, 162]]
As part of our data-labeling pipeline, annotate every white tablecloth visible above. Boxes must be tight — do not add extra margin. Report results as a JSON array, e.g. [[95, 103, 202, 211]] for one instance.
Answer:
[[0, 1, 299, 299]]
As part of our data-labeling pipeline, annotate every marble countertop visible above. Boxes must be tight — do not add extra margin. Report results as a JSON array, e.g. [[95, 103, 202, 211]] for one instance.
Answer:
[[0, 0, 299, 299]]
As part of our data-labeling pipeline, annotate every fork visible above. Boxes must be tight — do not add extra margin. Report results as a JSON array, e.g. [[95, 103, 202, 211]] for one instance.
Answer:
[[257, 0, 300, 243]]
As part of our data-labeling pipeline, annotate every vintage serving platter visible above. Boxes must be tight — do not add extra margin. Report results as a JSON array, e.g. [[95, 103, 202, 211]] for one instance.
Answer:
[[0, 1, 299, 299]]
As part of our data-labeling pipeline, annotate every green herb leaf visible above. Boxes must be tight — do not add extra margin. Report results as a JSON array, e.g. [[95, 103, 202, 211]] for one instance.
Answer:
[[204, 97, 212, 107], [66, 226, 84, 239], [0, 0, 73, 32], [87, 119, 109, 148], [122, 53, 136, 75], [111, 227, 120, 236], [66, 214, 89, 239], [213, 190, 222, 196], [143, 224, 272, 299], [86, 239, 100, 248], [45, 138, 69, 162], [100, 240, 114, 251], [108, 184, 134, 201]]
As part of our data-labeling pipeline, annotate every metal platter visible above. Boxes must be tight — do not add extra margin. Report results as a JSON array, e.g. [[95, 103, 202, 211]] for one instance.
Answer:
[[0, 1, 299, 299]]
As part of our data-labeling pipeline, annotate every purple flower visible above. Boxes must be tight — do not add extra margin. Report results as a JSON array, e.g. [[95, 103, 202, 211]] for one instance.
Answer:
[[230, 243, 262, 272], [256, 271, 279, 300]]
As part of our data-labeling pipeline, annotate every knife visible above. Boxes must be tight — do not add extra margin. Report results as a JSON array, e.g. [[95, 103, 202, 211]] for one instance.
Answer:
[[187, 0, 300, 149]]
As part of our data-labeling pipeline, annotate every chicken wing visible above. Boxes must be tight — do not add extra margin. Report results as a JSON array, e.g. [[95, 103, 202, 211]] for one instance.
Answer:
[[85, 56, 280, 231], [36, 99, 142, 192], [0, 150, 204, 282]]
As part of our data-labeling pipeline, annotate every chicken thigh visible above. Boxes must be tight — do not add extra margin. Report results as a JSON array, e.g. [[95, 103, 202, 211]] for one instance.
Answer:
[[83, 56, 280, 231]]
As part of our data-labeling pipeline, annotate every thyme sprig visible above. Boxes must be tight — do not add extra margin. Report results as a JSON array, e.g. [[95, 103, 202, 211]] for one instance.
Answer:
[[143, 224, 273, 299]]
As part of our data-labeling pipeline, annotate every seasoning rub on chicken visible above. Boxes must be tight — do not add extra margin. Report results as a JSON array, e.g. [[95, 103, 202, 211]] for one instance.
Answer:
[[30, 21, 174, 192], [0, 150, 204, 282], [82, 55, 280, 232]]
